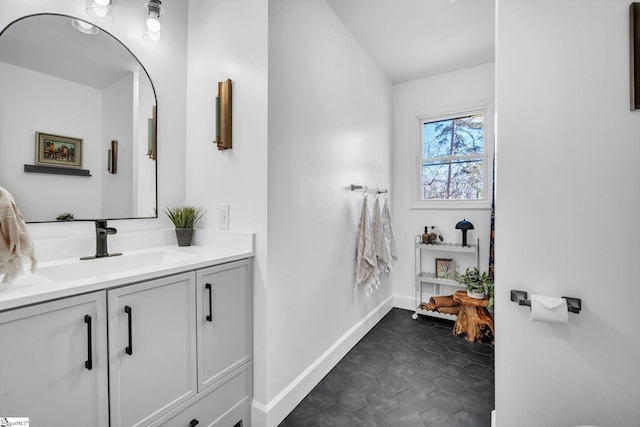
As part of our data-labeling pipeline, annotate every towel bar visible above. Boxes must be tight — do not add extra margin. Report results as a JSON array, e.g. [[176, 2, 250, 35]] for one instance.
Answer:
[[510, 290, 582, 314]]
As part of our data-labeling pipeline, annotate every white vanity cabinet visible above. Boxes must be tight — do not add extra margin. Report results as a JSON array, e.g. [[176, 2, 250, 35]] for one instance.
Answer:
[[0, 291, 109, 427], [196, 260, 252, 391], [0, 253, 253, 427], [108, 272, 198, 427]]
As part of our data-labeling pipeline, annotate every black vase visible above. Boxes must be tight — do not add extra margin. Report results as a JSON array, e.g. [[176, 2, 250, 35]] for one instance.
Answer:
[[175, 228, 194, 246]]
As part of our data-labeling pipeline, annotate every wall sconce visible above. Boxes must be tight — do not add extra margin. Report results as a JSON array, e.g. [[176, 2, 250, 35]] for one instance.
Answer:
[[143, 0, 163, 43], [86, 0, 114, 23], [108, 140, 118, 174], [215, 79, 232, 150]]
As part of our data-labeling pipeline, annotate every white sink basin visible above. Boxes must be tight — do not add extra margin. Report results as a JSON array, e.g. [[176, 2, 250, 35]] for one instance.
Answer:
[[31, 249, 194, 283]]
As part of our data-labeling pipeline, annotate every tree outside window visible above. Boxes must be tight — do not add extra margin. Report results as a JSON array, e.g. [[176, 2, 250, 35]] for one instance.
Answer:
[[421, 113, 485, 201]]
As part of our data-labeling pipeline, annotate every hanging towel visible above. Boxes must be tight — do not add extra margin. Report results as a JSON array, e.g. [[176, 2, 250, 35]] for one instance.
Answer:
[[355, 196, 378, 291], [372, 197, 387, 275], [381, 197, 398, 268], [0, 186, 36, 284]]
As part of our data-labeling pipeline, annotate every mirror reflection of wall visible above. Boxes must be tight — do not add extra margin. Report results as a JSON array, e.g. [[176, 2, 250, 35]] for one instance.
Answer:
[[0, 14, 157, 222]]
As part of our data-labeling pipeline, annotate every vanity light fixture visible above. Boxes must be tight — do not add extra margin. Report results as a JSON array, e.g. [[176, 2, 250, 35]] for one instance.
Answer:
[[86, 0, 114, 23], [143, 0, 163, 43], [71, 18, 99, 34]]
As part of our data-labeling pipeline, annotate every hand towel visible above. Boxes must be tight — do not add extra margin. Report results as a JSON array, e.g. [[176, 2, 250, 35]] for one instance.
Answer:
[[355, 196, 378, 291], [381, 198, 398, 268], [0, 186, 37, 284], [372, 197, 388, 275], [530, 294, 568, 323]]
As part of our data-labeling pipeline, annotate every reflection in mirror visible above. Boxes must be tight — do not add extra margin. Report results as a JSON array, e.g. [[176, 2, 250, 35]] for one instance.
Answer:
[[0, 14, 157, 223]]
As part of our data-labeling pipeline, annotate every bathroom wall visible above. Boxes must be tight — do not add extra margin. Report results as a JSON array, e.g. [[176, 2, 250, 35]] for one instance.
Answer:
[[183, 0, 269, 420], [392, 63, 495, 312], [0, 62, 103, 220], [495, 1, 640, 425], [264, 0, 393, 424], [0, 0, 189, 246]]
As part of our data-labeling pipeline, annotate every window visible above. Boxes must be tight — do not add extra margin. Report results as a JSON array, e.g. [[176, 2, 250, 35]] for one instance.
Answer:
[[415, 105, 493, 209]]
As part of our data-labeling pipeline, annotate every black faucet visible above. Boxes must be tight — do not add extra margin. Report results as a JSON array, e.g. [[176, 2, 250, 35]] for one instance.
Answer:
[[81, 220, 122, 260]]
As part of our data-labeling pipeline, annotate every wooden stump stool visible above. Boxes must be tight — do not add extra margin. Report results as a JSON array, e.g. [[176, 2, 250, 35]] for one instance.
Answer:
[[452, 290, 494, 344]]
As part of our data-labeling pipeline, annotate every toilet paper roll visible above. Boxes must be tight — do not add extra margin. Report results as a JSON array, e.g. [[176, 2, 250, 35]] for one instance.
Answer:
[[530, 294, 568, 323]]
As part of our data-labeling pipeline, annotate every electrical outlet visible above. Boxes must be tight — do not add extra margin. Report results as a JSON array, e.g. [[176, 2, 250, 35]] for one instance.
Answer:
[[217, 204, 229, 230]]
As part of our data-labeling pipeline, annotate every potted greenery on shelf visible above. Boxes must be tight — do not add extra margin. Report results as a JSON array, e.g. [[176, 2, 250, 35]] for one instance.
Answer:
[[456, 267, 493, 300], [164, 205, 205, 246]]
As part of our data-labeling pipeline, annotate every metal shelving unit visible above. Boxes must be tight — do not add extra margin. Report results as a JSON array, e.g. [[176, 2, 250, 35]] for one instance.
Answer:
[[413, 236, 479, 319]]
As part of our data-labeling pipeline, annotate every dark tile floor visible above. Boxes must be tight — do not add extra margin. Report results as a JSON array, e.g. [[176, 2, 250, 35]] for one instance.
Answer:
[[279, 308, 494, 427]]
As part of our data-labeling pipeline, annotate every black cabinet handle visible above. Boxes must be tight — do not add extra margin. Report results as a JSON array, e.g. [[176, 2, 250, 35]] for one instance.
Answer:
[[189, 419, 199, 426], [205, 283, 213, 322], [125, 305, 133, 355], [84, 315, 93, 370]]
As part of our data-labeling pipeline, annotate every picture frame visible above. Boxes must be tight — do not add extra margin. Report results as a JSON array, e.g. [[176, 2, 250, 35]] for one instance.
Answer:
[[35, 132, 82, 168], [435, 258, 455, 280]]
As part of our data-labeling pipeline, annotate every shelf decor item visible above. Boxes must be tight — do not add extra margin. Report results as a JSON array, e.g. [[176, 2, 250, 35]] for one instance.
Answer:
[[35, 131, 82, 168], [164, 205, 205, 246], [455, 219, 474, 247], [421, 226, 443, 244], [435, 258, 455, 280], [456, 266, 492, 300]]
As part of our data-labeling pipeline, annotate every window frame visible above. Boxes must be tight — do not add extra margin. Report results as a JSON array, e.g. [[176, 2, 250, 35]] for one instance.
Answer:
[[411, 100, 494, 210]]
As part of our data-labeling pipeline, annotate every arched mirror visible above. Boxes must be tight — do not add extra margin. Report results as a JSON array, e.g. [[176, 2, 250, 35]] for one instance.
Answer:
[[0, 14, 157, 223]]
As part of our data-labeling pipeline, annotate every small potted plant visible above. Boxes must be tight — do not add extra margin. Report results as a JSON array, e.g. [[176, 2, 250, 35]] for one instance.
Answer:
[[456, 267, 493, 300], [164, 205, 205, 246]]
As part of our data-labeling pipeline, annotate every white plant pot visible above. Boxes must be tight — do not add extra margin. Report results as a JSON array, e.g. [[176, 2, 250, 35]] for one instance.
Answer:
[[467, 289, 485, 299]]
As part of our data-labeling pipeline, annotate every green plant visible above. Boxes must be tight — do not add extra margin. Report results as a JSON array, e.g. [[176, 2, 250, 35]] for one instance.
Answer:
[[456, 267, 493, 295], [55, 212, 74, 221], [164, 205, 205, 228]]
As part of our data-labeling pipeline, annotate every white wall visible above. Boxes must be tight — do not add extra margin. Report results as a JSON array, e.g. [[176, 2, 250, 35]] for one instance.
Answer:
[[102, 73, 133, 219], [495, 1, 640, 426], [392, 63, 495, 311], [265, 0, 393, 424], [0, 0, 189, 241], [0, 62, 103, 221], [183, 0, 269, 420]]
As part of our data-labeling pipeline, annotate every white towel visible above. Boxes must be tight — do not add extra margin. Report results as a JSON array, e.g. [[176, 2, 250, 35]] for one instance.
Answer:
[[0, 186, 37, 284], [372, 197, 387, 274], [355, 196, 378, 291], [382, 198, 398, 268]]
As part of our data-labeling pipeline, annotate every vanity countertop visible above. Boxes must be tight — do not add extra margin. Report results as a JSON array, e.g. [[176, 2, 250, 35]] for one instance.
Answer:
[[0, 245, 253, 311]]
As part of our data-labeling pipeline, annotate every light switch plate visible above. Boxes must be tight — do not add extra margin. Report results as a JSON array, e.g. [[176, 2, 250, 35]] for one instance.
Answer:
[[217, 203, 229, 230]]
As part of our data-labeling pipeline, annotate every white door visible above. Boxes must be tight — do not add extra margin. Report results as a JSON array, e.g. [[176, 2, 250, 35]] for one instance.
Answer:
[[0, 291, 109, 426], [108, 272, 197, 427], [196, 260, 252, 391]]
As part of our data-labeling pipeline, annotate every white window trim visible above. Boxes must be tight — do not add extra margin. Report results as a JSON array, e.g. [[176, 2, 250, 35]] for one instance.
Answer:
[[410, 99, 495, 210]]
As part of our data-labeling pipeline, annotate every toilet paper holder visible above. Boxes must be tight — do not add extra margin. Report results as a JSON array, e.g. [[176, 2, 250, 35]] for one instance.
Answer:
[[510, 290, 582, 314]]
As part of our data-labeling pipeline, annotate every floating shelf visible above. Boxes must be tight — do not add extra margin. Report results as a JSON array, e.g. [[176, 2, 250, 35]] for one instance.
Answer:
[[24, 164, 91, 177]]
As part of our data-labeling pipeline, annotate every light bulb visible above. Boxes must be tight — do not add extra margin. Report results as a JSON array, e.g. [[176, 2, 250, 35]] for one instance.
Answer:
[[72, 19, 98, 34], [146, 30, 161, 42], [146, 16, 161, 33], [93, 4, 108, 18], [77, 20, 94, 30]]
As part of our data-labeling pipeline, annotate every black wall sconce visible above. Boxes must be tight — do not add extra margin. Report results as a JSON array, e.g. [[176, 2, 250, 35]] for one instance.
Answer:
[[631, 3, 640, 110]]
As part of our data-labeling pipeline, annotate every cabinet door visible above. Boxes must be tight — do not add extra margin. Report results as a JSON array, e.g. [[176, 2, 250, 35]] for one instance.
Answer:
[[108, 272, 197, 427], [196, 259, 252, 391], [0, 292, 108, 427]]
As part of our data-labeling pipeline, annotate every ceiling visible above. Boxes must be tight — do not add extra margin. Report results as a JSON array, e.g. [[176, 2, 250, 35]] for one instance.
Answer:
[[0, 14, 143, 90], [325, 0, 495, 84]]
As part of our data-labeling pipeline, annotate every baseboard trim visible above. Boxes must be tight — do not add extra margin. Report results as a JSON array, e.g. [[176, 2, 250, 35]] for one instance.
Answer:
[[252, 295, 394, 427]]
